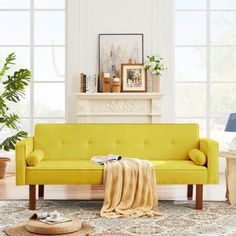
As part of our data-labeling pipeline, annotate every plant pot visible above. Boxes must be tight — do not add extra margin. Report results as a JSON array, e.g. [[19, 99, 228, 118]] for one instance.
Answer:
[[0, 159, 9, 179], [152, 74, 160, 92]]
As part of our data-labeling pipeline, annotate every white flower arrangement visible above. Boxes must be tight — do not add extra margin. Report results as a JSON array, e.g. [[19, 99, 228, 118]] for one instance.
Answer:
[[144, 55, 166, 76]]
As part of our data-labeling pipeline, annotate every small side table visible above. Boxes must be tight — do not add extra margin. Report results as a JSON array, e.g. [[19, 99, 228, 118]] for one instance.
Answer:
[[220, 151, 236, 205]]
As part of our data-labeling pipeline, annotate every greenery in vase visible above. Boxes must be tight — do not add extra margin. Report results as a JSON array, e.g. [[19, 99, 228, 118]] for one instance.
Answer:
[[144, 55, 166, 76], [0, 53, 31, 151]]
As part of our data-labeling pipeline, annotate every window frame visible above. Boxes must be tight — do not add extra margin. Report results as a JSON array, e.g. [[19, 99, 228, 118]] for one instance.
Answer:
[[0, 0, 66, 135], [175, 0, 236, 137]]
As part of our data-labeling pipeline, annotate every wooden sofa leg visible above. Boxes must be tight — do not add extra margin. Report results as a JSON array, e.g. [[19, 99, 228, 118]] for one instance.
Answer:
[[187, 184, 193, 199], [196, 184, 203, 210], [38, 185, 44, 199], [29, 185, 36, 210]]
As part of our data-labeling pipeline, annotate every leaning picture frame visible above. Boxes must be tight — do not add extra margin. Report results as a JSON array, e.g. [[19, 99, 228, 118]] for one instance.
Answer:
[[121, 63, 147, 92], [98, 33, 144, 92]]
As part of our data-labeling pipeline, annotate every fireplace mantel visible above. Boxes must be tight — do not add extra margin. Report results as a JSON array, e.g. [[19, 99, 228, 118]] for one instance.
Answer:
[[74, 93, 164, 123]]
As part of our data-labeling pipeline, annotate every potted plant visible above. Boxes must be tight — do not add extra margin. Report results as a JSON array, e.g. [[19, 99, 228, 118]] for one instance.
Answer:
[[144, 55, 166, 92], [0, 53, 30, 179]]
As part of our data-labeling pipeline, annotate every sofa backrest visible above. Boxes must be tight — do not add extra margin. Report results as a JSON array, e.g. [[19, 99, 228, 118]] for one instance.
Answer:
[[34, 124, 199, 161]]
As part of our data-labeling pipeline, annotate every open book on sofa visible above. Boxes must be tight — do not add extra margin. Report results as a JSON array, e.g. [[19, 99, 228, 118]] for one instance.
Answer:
[[91, 154, 122, 165]]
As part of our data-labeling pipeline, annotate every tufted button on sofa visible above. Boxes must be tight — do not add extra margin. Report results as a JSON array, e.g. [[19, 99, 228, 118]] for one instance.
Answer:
[[15, 124, 219, 210]]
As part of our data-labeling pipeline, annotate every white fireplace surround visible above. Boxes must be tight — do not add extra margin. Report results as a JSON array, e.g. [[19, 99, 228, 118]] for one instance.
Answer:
[[75, 93, 163, 123]]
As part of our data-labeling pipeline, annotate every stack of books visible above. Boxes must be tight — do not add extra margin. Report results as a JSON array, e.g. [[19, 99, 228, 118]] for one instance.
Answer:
[[80, 73, 98, 93]]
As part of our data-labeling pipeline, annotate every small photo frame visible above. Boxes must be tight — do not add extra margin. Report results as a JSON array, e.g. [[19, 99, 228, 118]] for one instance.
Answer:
[[121, 64, 147, 92]]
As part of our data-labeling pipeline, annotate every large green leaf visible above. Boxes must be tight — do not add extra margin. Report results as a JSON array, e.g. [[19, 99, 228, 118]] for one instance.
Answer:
[[0, 131, 28, 151], [0, 53, 15, 80], [0, 114, 19, 130], [2, 69, 31, 102], [0, 97, 8, 116]]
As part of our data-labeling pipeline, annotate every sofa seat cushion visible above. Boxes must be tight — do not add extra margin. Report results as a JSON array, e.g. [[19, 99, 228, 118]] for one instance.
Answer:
[[27, 160, 103, 170], [152, 160, 207, 184], [25, 160, 207, 185], [26, 160, 103, 185]]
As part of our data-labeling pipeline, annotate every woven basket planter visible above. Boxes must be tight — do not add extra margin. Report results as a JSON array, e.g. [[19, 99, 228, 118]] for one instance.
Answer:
[[0, 159, 9, 179]]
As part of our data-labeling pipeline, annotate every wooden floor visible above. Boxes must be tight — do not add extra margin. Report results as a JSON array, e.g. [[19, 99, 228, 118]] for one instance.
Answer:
[[0, 173, 226, 201]]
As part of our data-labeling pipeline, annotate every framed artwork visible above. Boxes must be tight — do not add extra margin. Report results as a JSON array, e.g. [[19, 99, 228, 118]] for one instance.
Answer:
[[99, 33, 144, 91], [121, 64, 147, 92]]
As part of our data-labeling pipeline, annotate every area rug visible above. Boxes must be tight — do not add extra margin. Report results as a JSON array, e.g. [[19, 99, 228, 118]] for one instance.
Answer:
[[0, 200, 235, 235]]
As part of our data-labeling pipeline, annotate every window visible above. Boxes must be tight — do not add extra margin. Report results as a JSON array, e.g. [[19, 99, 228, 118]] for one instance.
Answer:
[[0, 0, 66, 136], [175, 0, 236, 145]]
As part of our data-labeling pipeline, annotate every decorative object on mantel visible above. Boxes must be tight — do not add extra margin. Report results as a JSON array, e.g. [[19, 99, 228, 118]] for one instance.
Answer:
[[0, 53, 30, 178], [99, 33, 144, 92], [144, 55, 166, 92], [80, 73, 86, 92], [88, 74, 98, 93], [121, 64, 147, 92], [112, 77, 121, 93], [103, 73, 111, 93], [80, 73, 98, 93]]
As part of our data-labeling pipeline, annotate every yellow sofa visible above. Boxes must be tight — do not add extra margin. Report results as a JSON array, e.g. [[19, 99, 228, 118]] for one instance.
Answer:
[[16, 124, 219, 210]]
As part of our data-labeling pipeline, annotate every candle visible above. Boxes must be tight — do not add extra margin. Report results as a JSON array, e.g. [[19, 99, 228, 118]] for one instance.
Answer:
[[103, 73, 111, 92], [104, 73, 110, 78], [112, 77, 121, 93]]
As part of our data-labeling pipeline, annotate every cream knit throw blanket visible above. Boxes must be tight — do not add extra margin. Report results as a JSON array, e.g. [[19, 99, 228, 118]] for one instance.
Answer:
[[100, 158, 161, 218]]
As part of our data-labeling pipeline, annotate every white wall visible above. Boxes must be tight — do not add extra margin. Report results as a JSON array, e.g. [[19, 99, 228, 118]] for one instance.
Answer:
[[66, 0, 174, 122]]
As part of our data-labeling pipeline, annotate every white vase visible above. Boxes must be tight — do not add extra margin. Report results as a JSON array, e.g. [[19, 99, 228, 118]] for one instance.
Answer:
[[152, 74, 160, 92]]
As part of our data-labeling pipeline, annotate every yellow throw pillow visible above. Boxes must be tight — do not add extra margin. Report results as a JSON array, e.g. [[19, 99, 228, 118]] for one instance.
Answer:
[[26, 149, 44, 166], [189, 149, 207, 166]]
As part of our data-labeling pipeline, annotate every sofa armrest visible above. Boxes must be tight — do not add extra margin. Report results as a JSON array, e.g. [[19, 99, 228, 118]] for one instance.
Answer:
[[199, 138, 219, 184], [15, 137, 34, 185]]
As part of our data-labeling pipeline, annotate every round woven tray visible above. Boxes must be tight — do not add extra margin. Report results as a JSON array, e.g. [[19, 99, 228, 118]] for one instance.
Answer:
[[25, 219, 81, 235]]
